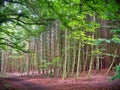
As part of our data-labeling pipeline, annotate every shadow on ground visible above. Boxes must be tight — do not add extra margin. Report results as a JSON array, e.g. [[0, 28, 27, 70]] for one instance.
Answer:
[[0, 77, 120, 90]]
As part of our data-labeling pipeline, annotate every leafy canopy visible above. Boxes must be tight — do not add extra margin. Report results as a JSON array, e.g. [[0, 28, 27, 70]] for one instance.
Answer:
[[0, 0, 120, 51]]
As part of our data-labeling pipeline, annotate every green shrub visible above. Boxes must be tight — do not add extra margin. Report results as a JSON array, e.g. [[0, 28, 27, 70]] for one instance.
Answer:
[[109, 65, 120, 81]]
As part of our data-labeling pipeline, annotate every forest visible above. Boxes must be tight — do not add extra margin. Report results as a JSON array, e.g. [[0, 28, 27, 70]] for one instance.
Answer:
[[0, 0, 120, 90]]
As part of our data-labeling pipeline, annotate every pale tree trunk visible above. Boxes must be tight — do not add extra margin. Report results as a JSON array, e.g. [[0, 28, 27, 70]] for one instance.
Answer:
[[40, 34, 43, 74], [62, 29, 68, 80], [83, 45, 88, 72], [95, 27, 100, 73], [1, 51, 8, 75], [45, 25, 50, 75], [88, 35, 94, 79], [36, 38, 41, 74], [56, 22, 61, 77], [76, 41, 81, 80], [21, 42, 29, 75], [96, 45, 100, 73], [106, 44, 119, 76], [53, 20, 60, 76], [1, 51, 5, 74], [88, 15, 95, 79], [82, 45, 85, 71], [50, 22, 55, 75], [0, 51, 2, 72], [37, 33, 43, 74], [71, 43, 76, 76], [42, 32, 47, 74], [67, 39, 70, 76], [27, 37, 34, 76]]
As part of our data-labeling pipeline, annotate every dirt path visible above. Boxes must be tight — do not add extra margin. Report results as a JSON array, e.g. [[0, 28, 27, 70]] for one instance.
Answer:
[[0, 73, 120, 90]]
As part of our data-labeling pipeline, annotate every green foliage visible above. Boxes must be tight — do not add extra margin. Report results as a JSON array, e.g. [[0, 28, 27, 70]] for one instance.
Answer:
[[112, 37, 120, 44], [105, 53, 118, 57], [93, 39, 111, 45], [9, 54, 24, 59], [91, 49, 103, 56], [41, 57, 60, 69], [0, 0, 45, 51], [111, 30, 120, 34], [0, 0, 119, 52], [109, 65, 120, 81]]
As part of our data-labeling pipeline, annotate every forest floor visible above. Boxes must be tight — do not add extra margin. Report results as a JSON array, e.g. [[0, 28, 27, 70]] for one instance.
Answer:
[[0, 69, 120, 90]]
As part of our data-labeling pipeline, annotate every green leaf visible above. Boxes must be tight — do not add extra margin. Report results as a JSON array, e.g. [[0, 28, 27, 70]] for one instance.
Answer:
[[112, 38, 120, 44]]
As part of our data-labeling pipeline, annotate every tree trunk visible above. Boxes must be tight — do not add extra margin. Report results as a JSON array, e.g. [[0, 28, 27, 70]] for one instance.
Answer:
[[76, 41, 81, 80], [88, 15, 95, 79], [62, 29, 68, 80], [106, 44, 119, 76], [71, 43, 76, 76]]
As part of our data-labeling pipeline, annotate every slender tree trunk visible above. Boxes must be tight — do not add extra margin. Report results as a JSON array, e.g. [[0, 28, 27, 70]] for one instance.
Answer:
[[88, 15, 95, 79], [96, 45, 100, 73], [1, 51, 5, 74], [0, 51, 2, 72], [88, 37, 94, 79], [62, 29, 68, 80], [27, 37, 33, 76], [67, 39, 70, 76], [40, 34, 43, 74], [76, 41, 81, 80], [1, 51, 8, 75], [106, 44, 119, 76], [36, 39, 41, 73], [71, 43, 76, 76], [83, 45, 88, 72]]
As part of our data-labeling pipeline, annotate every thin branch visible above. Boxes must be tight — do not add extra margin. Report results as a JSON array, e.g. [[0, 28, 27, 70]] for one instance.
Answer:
[[84, 1, 100, 15], [45, 0, 72, 29], [14, 18, 46, 25], [6, 0, 26, 6]]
